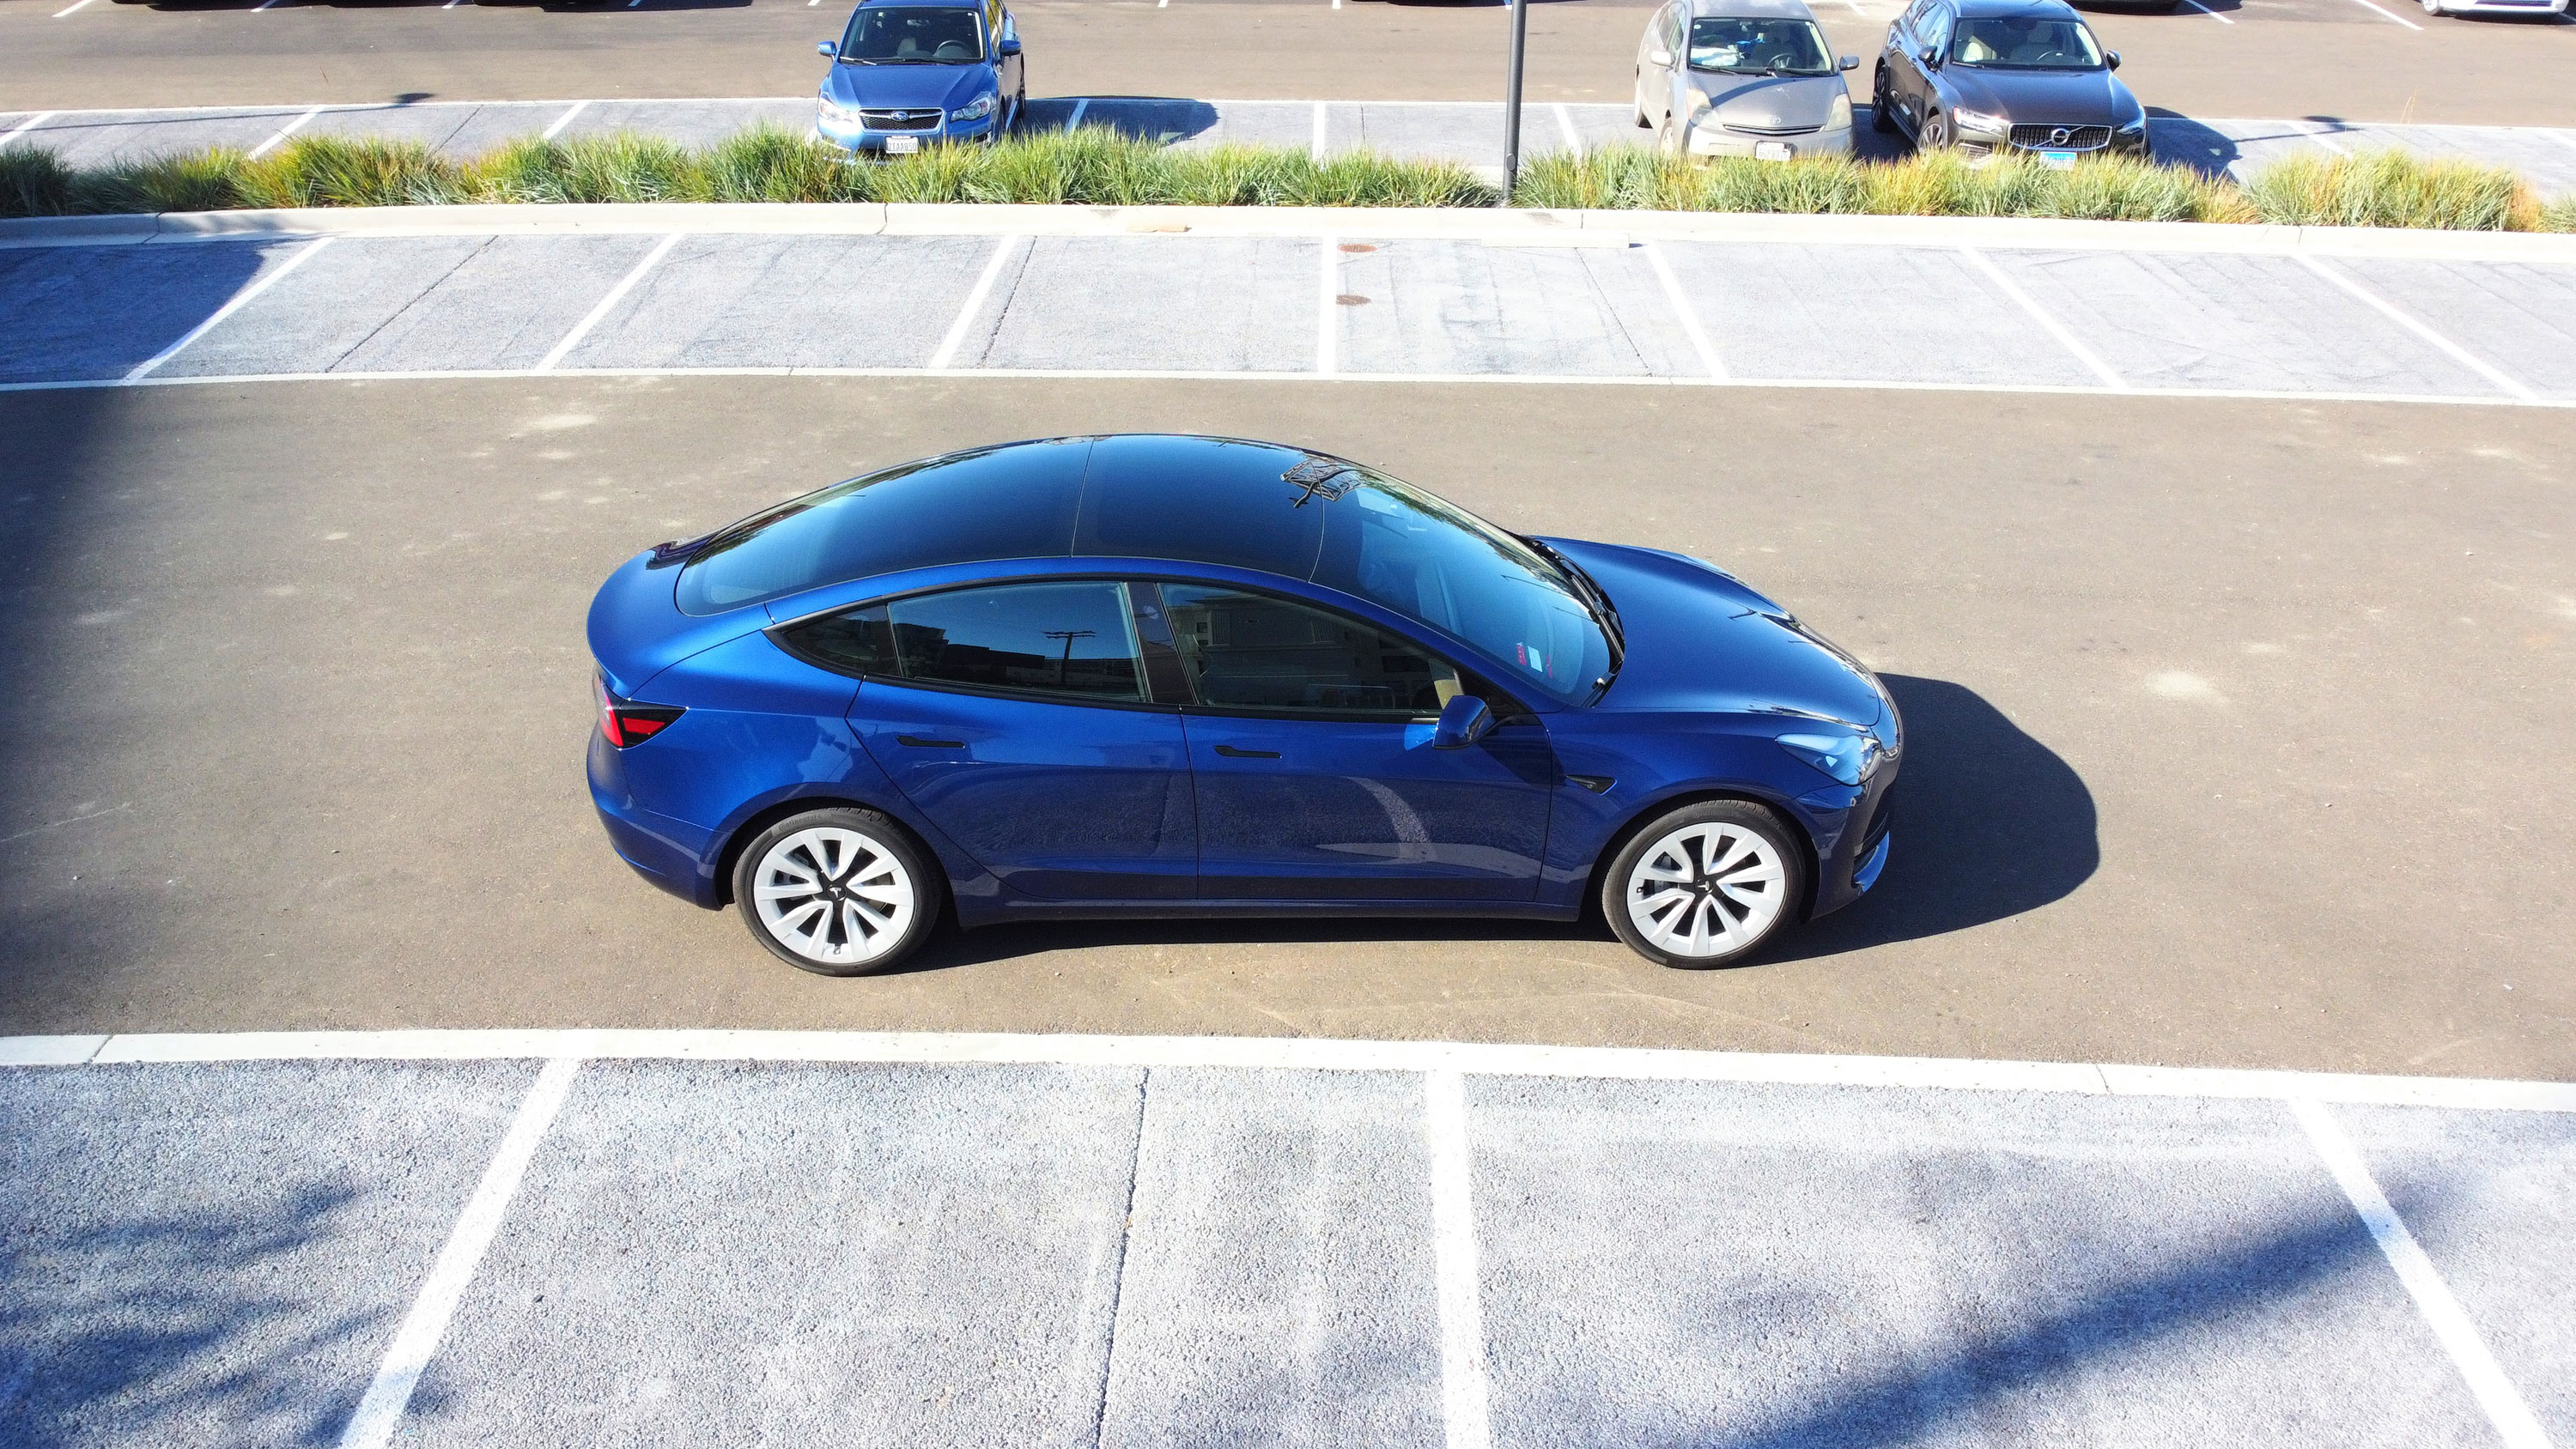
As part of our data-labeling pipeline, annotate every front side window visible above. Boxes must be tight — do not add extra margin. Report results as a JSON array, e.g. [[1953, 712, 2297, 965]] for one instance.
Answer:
[[1159, 584, 1459, 718], [837, 6, 986, 63], [784, 581, 1146, 703], [1951, 16, 2103, 68], [1688, 18, 1835, 76]]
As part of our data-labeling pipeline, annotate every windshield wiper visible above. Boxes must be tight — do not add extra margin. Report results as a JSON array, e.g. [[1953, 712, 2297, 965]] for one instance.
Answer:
[[1522, 536, 1625, 685]]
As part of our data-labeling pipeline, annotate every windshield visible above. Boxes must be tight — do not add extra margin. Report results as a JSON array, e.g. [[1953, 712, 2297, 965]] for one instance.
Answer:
[[1687, 17, 1835, 76], [836, 6, 985, 64], [1949, 17, 2104, 69], [1309, 465, 1613, 706]]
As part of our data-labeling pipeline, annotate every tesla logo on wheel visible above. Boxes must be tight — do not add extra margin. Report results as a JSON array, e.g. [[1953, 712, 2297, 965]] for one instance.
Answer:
[[2049, 127, 2072, 144]]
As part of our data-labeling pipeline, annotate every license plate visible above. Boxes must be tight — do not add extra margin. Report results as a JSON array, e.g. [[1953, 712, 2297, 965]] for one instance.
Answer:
[[1753, 141, 1795, 161], [884, 135, 920, 155], [2038, 149, 2077, 169]]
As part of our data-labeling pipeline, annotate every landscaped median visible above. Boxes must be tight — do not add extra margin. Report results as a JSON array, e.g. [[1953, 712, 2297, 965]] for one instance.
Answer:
[[3, 125, 2572, 232]]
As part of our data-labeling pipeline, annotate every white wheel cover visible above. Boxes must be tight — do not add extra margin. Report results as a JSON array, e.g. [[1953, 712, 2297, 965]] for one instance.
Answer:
[[752, 826, 917, 967], [1625, 822, 1788, 959]]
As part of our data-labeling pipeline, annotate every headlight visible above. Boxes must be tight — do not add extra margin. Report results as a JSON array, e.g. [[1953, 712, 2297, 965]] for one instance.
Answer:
[[1829, 93, 1852, 128], [817, 98, 860, 127], [950, 94, 998, 123], [1951, 107, 2008, 136], [2116, 115, 2147, 135], [1778, 732, 1885, 787]]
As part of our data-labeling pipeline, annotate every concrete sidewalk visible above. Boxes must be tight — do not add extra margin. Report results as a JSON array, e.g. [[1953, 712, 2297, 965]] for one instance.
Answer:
[[3, 1033, 2569, 1449], [4, 96, 2574, 197]]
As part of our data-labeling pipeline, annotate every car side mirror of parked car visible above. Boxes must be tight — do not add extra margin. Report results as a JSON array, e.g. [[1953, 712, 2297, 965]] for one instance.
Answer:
[[1917, 44, 1940, 67], [817, 40, 837, 58], [1839, 54, 1860, 70], [2105, 51, 2121, 70], [1649, 47, 1674, 66], [999, 36, 1023, 55], [1431, 694, 1496, 751]]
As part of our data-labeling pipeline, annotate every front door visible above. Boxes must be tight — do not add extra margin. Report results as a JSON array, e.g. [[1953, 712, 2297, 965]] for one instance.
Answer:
[[1155, 582, 1556, 901], [823, 580, 1196, 900]]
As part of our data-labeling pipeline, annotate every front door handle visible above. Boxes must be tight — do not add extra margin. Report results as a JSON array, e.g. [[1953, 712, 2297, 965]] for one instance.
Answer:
[[896, 734, 964, 749], [1212, 744, 1280, 759]]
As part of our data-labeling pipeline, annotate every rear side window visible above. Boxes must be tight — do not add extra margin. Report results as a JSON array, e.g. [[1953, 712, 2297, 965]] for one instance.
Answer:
[[1159, 583, 1459, 718], [782, 581, 1152, 703]]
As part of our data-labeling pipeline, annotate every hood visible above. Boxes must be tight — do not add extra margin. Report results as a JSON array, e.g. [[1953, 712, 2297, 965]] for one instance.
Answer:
[[1691, 73, 1846, 131], [1544, 539, 1886, 729], [586, 550, 767, 700], [1942, 65, 2133, 125], [819, 61, 993, 112]]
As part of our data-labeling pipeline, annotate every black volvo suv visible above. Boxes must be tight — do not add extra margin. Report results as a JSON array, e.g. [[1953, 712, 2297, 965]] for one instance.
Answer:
[[1872, 0, 2151, 162]]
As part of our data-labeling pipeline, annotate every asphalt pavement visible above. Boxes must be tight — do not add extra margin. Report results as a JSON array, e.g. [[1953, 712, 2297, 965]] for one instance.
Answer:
[[3, 1036, 2571, 1448]]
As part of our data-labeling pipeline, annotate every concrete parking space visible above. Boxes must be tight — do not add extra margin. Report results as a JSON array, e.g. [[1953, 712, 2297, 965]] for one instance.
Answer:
[[1333, 239, 1702, 378], [2, 1039, 2568, 1447], [563, 233, 994, 371], [0, 238, 295, 385], [967, 236, 1322, 373], [2339, 256, 2576, 397]]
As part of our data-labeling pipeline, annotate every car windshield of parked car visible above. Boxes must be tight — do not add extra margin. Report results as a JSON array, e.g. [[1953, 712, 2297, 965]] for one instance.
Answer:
[[837, 6, 985, 63], [1948, 16, 2103, 69], [1687, 18, 1835, 76], [1309, 467, 1613, 705]]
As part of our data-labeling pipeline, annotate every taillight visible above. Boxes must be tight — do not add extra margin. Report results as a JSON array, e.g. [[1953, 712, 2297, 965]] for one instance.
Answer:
[[596, 676, 685, 749]]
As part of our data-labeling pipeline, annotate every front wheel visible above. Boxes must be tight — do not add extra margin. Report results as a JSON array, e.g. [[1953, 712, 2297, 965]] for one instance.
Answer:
[[1602, 801, 1807, 968], [1634, 71, 1651, 128], [732, 808, 941, 976], [1917, 112, 1948, 151]]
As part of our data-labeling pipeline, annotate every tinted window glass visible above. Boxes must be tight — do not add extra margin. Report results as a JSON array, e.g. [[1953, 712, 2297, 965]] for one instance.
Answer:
[[1309, 470, 1611, 705], [674, 441, 1085, 615], [1689, 18, 1834, 76], [886, 582, 1145, 701], [1072, 435, 1327, 579], [1162, 584, 1459, 718], [839, 5, 984, 62], [781, 605, 896, 675], [1953, 15, 2100, 67]]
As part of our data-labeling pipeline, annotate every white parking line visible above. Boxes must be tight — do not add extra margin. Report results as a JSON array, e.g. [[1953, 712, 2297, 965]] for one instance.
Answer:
[[1552, 103, 1581, 155], [1424, 1070, 1494, 1449], [2303, 120, 2354, 156], [2295, 254, 2536, 401], [337, 1058, 580, 1449], [2291, 1100, 2552, 1449], [0, 112, 56, 148], [537, 232, 678, 372], [1066, 98, 1090, 132], [927, 235, 1016, 370], [252, 0, 292, 11], [1316, 235, 1339, 376], [52, 0, 100, 15], [538, 100, 589, 142], [2337, 0, 2424, 27], [1644, 242, 1727, 380], [1959, 246, 2129, 391], [1311, 100, 1327, 162], [247, 104, 324, 161], [2181, 0, 2235, 23], [120, 237, 334, 384]]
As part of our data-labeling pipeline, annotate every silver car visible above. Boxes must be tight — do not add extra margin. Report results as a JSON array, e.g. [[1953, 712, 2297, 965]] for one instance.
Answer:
[[1633, 0, 1860, 161]]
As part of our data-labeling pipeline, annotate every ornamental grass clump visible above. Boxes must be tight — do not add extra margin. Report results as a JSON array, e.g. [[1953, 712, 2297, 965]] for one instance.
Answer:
[[0, 145, 76, 217], [465, 134, 706, 204], [64, 149, 258, 215], [700, 124, 866, 203], [248, 135, 471, 209], [2244, 149, 2524, 231]]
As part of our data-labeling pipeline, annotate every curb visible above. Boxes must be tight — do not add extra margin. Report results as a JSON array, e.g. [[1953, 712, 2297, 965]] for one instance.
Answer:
[[4, 202, 2574, 261]]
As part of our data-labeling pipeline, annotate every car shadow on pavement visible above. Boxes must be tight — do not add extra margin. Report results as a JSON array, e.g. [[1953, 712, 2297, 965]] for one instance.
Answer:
[[2144, 108, 2242, 181], [1763, 673, 2096, 967], [1020, 97, 1224, 145], [898, 674, 2092, 975]]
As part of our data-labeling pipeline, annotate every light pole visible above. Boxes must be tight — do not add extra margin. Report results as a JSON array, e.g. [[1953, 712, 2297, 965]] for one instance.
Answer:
[[1501, 0, 1530, 201]]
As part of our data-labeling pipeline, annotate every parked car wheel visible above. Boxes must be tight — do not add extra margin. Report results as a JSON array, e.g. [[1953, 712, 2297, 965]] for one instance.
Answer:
[[1870, 69, 1897, 133], [1657, 115, 1684, 157], [1917, 111, 1948, 150], [731, 808, 940, 976], [1602, 800, 1807, 969], [1635, 72, 1652, 128], [2419, 0, 2443, 12]]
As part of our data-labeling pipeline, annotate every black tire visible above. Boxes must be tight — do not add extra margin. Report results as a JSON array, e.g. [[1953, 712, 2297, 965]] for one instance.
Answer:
[[1634, 71, 1651, 128], [1601, 799, 1807, 969], [730, 807, 943, 977], [1918, 111, 1947, 151], [1871, 70, 1897, 133]]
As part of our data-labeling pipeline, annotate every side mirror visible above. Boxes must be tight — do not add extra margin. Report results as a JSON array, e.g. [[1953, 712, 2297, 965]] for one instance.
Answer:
[[1649, 47, 1674, 67], [1431, 694, 1495, 751], [999, 35, 1022, 55], [1839, 54, 1860, 70], [2105, 51, 2121, 70], [817, 40, 837, 57], [1917, 43, 1939, 66]]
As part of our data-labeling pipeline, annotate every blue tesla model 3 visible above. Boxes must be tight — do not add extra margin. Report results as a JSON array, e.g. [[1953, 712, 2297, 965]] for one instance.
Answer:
[[587, 436, 1899, 974]]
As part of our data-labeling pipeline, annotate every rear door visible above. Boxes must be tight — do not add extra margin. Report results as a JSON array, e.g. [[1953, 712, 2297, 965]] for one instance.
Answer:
[[792, 579, 1198, 900], [1154, 581, 1557, 902]]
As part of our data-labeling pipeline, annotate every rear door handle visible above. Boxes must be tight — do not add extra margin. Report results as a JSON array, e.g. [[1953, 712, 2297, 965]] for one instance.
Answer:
[[1212, 744, 1280, 759], [896, 734, 964, 749]]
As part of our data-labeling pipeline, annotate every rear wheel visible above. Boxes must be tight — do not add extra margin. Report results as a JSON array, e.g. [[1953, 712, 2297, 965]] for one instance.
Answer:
[[732, 808, 940, 976], [1871, 68, 1898, 133], [2419, 0, 2444, 12], [1602, 801, 1806, 968]]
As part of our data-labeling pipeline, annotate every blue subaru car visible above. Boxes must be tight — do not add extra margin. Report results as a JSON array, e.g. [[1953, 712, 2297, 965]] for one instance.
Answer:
[[815, 0, 1025, 155], [588, 436, 1899, 974]]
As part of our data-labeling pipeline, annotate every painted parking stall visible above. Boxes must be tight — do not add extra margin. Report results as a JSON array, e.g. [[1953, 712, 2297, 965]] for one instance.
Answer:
[[3, 1033, 2571, 1447]]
